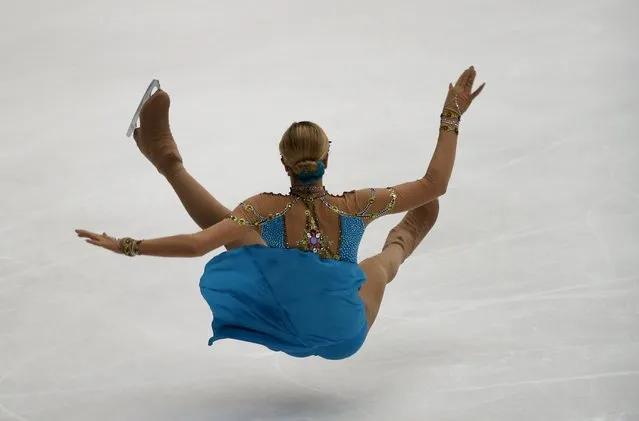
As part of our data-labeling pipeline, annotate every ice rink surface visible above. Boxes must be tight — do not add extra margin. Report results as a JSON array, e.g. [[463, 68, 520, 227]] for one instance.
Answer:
[[1, 1, 637, 420]]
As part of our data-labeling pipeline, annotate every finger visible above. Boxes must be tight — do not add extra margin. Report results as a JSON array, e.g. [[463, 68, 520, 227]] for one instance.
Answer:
[[465, 69, 476, 90], [85, 239, 102, 246], [76, 229, 97, 238], [454, 68, 470, 87], [471, 82, 486, 99], [456, 66, 474, 88], [76, 230, 102, 241]]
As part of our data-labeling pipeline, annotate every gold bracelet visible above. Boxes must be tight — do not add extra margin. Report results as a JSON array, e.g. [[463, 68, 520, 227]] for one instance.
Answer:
[[441, 108, 461, 121], [439, 124, 459, 135], [440, 118, 460, 127], [118, 237, 142, 256]]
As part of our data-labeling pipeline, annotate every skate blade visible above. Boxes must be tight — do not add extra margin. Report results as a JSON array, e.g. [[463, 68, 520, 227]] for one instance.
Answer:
[[125, 79, 161, 138]]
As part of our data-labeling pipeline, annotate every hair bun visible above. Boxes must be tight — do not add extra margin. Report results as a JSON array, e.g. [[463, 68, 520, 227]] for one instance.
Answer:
[[291, 160, 319, 175]]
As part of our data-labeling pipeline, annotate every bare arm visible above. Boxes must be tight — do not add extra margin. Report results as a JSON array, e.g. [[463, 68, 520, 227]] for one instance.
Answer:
[[352, 66, 485, 219], [390, 128, 458, 212], [136, 218, 250, 257], [76, 218, 252, 258], [345, 130, 456, 223]]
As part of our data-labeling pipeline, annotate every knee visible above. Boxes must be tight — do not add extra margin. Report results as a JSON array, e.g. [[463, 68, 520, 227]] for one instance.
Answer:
[[361, 252, 399, 283], [425, 199, 440, 228]]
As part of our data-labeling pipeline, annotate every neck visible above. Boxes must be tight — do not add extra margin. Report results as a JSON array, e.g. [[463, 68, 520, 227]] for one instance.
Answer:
[[290, 179, 325, 194], [290, 176, 323, 187]]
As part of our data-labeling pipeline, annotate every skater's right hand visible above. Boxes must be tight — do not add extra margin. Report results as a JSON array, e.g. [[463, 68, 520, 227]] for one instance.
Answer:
[[443, 66, 485, 116]]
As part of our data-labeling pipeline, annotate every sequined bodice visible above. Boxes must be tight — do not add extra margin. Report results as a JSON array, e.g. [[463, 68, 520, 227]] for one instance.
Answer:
[[227, 187, 397, 264], [260, 213, 365, 263]]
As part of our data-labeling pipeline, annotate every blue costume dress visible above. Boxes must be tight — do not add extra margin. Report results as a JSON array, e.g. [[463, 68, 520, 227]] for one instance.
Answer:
[[198, 187, 397, 360]]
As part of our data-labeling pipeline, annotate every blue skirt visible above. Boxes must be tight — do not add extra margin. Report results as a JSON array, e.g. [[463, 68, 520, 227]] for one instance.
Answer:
[[199, 245, 368, 360]]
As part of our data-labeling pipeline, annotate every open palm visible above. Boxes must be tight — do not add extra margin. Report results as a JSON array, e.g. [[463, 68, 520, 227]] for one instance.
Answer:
[[444, 66, 485, 116]]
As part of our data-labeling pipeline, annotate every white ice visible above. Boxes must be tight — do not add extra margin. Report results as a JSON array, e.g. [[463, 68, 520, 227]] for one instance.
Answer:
[[1, 1, 637, 420]]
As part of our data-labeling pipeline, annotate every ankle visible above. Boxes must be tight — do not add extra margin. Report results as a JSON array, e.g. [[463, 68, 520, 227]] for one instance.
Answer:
[[381, 245, 404, 280], [382, 242, 407, 262], [162, 163, 186, 181]]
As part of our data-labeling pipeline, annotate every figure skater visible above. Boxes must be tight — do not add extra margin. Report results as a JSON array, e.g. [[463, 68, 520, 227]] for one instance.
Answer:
[[76, 66, 484, 360]]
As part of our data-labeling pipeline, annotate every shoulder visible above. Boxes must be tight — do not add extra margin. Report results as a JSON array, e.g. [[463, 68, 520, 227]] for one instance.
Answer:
[[351, 187, 397, 219], [321, 188, 396, 220], [230, 192, 297, 226], [239, 191, 292, 207]]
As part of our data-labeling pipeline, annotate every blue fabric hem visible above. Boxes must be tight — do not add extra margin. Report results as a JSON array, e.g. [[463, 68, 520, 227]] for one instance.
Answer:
[[199, 245, 368, 360]]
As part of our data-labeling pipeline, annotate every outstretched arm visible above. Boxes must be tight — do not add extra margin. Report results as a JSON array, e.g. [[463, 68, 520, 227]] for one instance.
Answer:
[[136, 218, 251, 257], [76, 218, 253, 258], [352, 66, 485, 220]]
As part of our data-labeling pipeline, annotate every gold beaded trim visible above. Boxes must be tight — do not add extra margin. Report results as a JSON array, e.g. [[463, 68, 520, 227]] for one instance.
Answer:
[[440, 107, 460, 135], [295, 205, 339, 260], [226, 197, 300, 227], [227, 187, 398, 228], [118, 237, 142, 256], [440, 118, 459, 127], [319, 187, 397, 220], [355, 188, 376, 216], [439, 124, 459, 135], [441, 108, 461, 120], [439, 124, 459, 134]]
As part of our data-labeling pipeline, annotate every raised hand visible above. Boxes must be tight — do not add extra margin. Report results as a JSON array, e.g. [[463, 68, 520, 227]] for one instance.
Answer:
[[443, 66, 485, 116]]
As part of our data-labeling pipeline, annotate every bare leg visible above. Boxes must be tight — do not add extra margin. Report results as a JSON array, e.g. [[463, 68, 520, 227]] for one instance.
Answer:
[[133, 90, 264, 250], [358, 199, 440, 328], [164, 168, 265, 250]]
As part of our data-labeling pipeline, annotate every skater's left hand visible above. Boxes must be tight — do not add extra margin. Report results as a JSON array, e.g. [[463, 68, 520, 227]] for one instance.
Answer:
[[75, 230, 122, 254], [443, 66, 485, 116]]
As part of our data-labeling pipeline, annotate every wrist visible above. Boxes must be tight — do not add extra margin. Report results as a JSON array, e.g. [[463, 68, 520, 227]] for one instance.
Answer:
[[441, 108, 461, 120], [118, 237, 142, 256], [438, 129, 459, 140], [439, 109, 460, 135]]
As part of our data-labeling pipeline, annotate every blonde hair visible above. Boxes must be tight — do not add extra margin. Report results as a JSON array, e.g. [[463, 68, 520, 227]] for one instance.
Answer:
[[279, 121, 330, 176]]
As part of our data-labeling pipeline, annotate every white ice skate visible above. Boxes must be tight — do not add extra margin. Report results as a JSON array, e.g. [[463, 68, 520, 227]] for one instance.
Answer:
[[125, 79, 161, 138]]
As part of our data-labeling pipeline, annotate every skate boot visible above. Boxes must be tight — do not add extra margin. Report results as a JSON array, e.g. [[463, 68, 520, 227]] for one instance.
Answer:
[[383, 199, 440, 262], [131, 88, 183, 176], [126, 79, 160, 138]]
